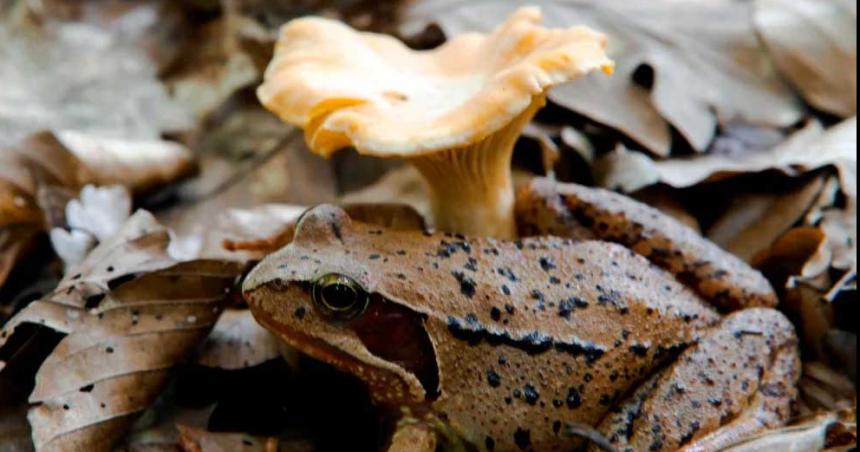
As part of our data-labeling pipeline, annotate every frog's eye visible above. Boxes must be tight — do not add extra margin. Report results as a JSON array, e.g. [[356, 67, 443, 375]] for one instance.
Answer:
[[311, 273, 369, 321]]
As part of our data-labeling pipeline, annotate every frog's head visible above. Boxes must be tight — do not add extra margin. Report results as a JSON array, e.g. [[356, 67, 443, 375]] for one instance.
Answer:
[[242, 204, 439, 406]]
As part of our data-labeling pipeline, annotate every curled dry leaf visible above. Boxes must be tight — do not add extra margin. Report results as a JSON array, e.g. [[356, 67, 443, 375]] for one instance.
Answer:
[[755, 0, 857, 117], [402, 0, 802, 155], [706, 175, 826, 262], [0, 211, 242, 451], [646, 117, 855, 189], [720, 408, 856, 452], [53, 131, 196, 195], [0, 130, 194, 287], [195, 309, 281, 370], [592, 145, 660, 193]]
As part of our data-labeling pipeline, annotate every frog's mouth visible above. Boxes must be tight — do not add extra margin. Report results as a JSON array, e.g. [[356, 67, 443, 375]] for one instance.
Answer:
[[247, 283, 440, 405]]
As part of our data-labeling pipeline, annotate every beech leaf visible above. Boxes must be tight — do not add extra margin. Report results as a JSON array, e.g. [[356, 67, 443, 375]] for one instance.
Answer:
[[755, 0, 857, 117], [195, 309, 281, 370], [0, 211, 241, 451]]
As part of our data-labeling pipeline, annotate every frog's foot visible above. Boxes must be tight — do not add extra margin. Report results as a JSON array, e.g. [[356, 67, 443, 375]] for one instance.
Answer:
[[386, 421, 438, 452], [595, 308, 800, 452], [516, 178, 777, 311]]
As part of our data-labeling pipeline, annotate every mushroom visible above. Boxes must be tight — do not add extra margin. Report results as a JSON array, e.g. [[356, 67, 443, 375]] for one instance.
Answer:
[[257, 7, 613, 238]]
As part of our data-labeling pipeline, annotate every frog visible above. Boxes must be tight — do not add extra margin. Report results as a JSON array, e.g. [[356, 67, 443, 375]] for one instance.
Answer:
[[241, 178, 799, 452]]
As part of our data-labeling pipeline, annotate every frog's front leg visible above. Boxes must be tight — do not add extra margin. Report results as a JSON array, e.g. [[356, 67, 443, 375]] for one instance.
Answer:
[[386, 421, 437, 452], [516, 177, 777, 311], [386, 412, 475, 452], [595, 308, 800, 452]]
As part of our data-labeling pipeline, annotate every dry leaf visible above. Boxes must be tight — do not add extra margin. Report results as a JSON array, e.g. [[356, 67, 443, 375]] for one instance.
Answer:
[[0, 17, 190, 147], [195, 309, 281, 370], [560, 126, 595, 164], [211, 202, 425, 258], [63, 185, 131, 243], [592, 144, 660, 192], [402, 0, 802, 155], [632, 187, 701, 233], [53, 131, 195, 194], [0, 403, 32, 451], [721, 409, 855, 452], [755, 0, 857, 117], [0, 211, 241, 451], [341, 166, 432, 223], [50, 184, 132, 269], [648, 117, 855, 188], [824, 329, 857, 382], [0, 129, 195, 287], [162, 17, 258, 123], [200, 204, 305, 261], [707, 176, 826, 262]]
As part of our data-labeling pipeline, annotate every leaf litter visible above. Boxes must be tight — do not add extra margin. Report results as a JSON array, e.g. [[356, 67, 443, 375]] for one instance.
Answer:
[[0, 0, 856, 450]]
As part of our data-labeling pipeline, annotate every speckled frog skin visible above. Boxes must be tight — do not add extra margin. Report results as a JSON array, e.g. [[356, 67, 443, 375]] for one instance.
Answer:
[[243, 181, 800, 452]]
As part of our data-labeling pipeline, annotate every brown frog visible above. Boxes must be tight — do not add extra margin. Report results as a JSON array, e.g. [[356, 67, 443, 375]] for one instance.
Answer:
[[242, 179, 799, 452]]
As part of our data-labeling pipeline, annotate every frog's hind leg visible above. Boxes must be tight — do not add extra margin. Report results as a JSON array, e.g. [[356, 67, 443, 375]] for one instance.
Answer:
[[515, 178, 778, 310], [595, 308, 800, 452]]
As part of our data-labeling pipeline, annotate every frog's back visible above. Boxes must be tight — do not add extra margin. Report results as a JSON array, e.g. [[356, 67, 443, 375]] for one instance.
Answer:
[[365, 231, 722, 450]]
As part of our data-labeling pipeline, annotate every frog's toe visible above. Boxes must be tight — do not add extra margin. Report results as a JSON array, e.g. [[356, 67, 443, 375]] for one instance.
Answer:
[[595, 308, 800, 452]]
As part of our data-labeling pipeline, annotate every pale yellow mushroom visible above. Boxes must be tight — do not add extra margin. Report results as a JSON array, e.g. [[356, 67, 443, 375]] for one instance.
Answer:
[[258, 6, 613, 238]]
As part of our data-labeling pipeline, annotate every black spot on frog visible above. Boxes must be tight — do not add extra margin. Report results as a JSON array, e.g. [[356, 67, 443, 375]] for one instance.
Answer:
[[514, 428, 531, 450], [451, 271, 477, 298]]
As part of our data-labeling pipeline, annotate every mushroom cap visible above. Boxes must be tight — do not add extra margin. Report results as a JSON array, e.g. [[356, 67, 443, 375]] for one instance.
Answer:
[[257, 7, 614, 158]]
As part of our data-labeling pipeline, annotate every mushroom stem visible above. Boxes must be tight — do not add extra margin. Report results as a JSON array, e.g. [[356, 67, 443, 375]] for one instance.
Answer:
[[410, 96, 546, 239]]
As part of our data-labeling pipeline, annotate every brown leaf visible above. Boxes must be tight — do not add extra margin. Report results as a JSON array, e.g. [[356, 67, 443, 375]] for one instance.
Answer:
[[212, 202, 425, 258], [0, 403, 32, 451], [592, 145, 660, 192], [0, 16, 190, 147], [52, 131, 196, 195], [0, 211, 241, 451], [720, 409, 855, 452], [161, 17, 258, 123], [631, 187, 701, 233], [402, 0, 802, 155], [0, 130, 196, 288], [707, 176, 826, 262], [647, 117, 856, 188], [202, 204, 305, 260], [341, 166, 432, 223], [194, 309, 281, 370], [824, 329, 857, 382], [755, 0, 857, 117]]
